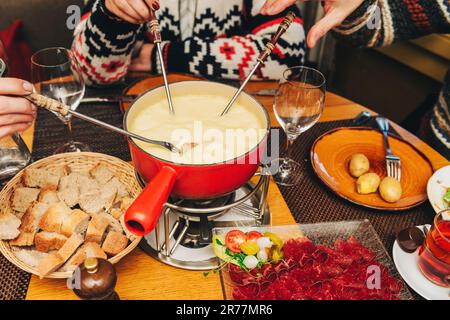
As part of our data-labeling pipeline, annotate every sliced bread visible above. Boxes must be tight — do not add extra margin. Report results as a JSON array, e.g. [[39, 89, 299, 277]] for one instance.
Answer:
[[61, 209, 90, 237], [90, 163, 115, 184], [57, 174, 80, 207], [34, 231, 68, 252], [102, 231, 128, 256], [38, 189, 60, 205], [37, 253, 65, 278], [23, 167, 67, 189], [11, 187, 40, 213], [85, 214, 110, 243], [9, 202, 50, 246], [56, 233, 84, 261], [0, 212, 21, 240], [39, 202, 72, 233]]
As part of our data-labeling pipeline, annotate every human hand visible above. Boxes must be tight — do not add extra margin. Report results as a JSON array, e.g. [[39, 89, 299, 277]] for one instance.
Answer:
[[260, 0, 365, 48], [0, 78, 36, 138], [105, 0, 160, 24], [129, 43, 154, 72]]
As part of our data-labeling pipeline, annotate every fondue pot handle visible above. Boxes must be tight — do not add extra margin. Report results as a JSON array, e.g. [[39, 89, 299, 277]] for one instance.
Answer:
[[125, 166, 177, 236], [258, 11, 296, 63]]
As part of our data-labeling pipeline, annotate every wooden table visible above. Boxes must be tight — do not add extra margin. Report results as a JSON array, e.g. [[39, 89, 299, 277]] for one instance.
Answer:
[[21, 79, 448, 300]]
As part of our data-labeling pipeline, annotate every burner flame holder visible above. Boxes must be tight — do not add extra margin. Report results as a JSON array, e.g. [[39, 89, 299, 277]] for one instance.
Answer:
[[149, 168, 271, 258]]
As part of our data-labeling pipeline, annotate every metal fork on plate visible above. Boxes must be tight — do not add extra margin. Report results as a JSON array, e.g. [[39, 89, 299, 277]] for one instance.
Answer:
[[376, 117, 402, 181]]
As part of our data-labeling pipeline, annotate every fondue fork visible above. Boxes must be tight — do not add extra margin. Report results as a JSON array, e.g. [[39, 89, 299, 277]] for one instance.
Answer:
[[148, 10, 175, 114], [220, 11, 296, 116], [23, 93, 182, 154]]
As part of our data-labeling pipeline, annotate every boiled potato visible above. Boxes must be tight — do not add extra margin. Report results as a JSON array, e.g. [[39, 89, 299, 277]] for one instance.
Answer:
[[349, 153, 370, 178], [357, 173, 381, 194], [379, 177, 402, 203]]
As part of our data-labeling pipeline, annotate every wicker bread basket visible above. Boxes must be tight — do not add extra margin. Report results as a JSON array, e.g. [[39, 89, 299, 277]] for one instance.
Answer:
[[0, 152, 142, 279]]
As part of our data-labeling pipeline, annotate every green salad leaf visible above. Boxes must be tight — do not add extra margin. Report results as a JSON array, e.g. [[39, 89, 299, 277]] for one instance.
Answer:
[[444, 189, 450, 207]]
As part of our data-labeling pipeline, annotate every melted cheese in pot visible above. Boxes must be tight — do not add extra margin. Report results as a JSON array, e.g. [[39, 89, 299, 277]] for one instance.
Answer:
[[128, 94, 267, 165]]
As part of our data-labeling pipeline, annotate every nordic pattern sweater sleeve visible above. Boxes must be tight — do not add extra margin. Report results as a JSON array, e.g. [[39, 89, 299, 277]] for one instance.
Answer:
[[151, 0, 305, 80], [332, 0, 450, 47], [72, 0, 305, 85]]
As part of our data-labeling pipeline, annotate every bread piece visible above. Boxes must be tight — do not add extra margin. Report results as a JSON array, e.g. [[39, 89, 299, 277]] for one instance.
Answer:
[[0, 213, 21, 240], [35, 231, 68, 252], [57, 174, 80, 207], [108, 177, 129, 200], [102, 231, 128, 256], [38, 189, 60, 205], [90, 163, 115, 184], [39, 202, 72, 233], [101, 181, 118, 211], [102, 212, 122, 233], [61, 209, 90, 237], [78, 175, 100, 196], [79, 192, 104, 215], [85, 214, 110, 243], [12, 247, 50, 267], [9, 202, 50, 246], [56, 233, 84, 261], [110, 208, 122, 220], [11, 187, 40, 213], [37, 253, 65, 278], [63, 242, 107, 271], [119, 214, 137, 241], [23, 166, 68, 189]]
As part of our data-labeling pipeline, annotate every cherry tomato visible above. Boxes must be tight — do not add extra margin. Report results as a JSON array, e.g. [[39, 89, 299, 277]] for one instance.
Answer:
[[246, 231, 263, 241], [225, 230, 247, 253]]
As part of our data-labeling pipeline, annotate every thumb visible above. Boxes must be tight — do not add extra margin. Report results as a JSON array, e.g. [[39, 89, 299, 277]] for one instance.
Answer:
[[307, 9, 345, 48], [260, 0, 297, 15]]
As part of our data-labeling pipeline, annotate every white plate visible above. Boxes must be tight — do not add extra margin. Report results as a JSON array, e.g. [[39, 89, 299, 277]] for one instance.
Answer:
[[392, 225, 449, 300], [427, 165, 450, 213]]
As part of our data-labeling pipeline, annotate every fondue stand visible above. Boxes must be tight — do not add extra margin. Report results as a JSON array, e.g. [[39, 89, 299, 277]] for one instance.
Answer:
[[137, 169, 271, 270], [24, 76, 449, 300]]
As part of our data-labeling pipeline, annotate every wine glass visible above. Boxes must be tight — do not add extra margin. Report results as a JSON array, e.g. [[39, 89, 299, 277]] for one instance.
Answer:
[[271, 66, 326, 186], [31, 47, 90, 153]]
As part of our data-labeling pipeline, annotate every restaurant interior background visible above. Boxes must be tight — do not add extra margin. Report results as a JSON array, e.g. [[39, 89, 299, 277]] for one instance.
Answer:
[[1, 0, 449, 134]]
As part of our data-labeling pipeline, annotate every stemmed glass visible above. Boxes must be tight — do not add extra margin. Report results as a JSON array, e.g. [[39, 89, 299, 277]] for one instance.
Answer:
[[31, 47, 90, 153], [271, 66, 326, 186]]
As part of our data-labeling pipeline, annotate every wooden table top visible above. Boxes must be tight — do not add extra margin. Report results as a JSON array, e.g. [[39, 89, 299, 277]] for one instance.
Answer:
[[22, 77, 449, 300]]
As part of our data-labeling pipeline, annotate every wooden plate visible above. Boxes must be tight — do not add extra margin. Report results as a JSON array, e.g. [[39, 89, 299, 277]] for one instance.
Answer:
[[310, 127, 434, 211]]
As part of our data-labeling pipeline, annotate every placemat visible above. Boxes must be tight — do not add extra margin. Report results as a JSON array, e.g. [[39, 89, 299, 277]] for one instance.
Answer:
[[275, 118, 435, 253]]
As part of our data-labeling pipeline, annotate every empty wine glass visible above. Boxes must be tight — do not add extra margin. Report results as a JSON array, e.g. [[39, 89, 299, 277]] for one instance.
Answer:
[[31, 47, 90, 153], [271, 66, 326, 186]]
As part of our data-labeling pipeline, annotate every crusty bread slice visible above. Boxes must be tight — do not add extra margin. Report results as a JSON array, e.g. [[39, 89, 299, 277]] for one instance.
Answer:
[[63, 242, 107, 271], [11, 187, 40, 213], [9, 202, 50, 246], [56, 233, 84, 261], [0, 212, 21, 240], [110, 208, 122, 220], [38, 189, 60, 205], [79, 192, 104, 215], [102, 212, 122, 233], [34, 231, 68, 252], [57, 174, 80, 208], [78, 175, 100, 196], [12, 247, 50, 268], [61, 209, 90, 237], [23, 166, 68, 189], [38, 202, 72, 233], [102, 231, 128, 256], [37, 253, 65, 278], [85, 214, 110, 243], [120, 196, 133, 214], [90, 163, 115, 184], [107, 177, 129, 201]]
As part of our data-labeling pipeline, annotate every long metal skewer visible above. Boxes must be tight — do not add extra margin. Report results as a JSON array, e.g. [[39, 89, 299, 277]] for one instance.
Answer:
[[23, 93, 181, 154], [149, 11, 175, 114], [220, 11, 296, 116]]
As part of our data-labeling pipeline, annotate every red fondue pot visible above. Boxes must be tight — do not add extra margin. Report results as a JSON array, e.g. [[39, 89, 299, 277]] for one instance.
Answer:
[[124, 81, 270, 236]]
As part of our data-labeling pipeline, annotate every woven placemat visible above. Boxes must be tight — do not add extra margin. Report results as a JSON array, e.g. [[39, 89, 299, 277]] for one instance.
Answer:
[[0, 254, 30, 300], [275, 118, 434, 253]]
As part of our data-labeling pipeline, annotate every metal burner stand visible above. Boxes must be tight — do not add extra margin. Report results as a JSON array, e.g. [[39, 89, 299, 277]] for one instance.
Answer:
[[138, 169, 271, 270]]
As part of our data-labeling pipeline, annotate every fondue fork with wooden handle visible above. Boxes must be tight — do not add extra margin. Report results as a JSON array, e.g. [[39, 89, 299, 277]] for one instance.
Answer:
[[23, 93, 183, 154], [148, 9, 175, 114], [220, 11, 296, 116]]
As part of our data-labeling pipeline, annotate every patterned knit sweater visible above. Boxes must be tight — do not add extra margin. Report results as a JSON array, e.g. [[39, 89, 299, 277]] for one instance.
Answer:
[[72, 0, 305, 85], [332, 0, 450, 156]]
